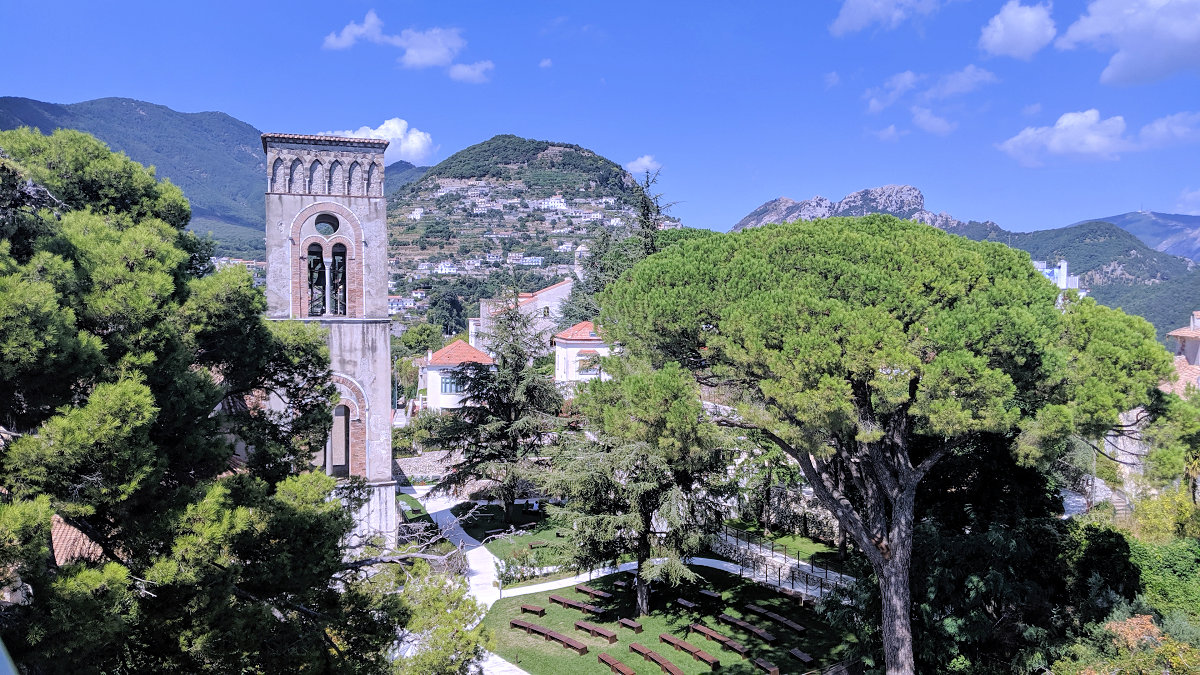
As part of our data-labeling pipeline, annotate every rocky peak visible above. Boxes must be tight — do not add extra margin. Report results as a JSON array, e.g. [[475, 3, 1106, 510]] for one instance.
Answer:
[[732, 184, 961, 232]]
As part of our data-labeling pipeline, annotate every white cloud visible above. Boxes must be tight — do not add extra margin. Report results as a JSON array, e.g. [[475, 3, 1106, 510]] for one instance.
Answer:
[[1022, 102, 1043, 116], [911, 106, 957, 135], [825, 71, 841, 88], [1057, 0, 1200, 84], [873, 124, 907, 141], [324, 118, 435, 164], [924, 64, 998, 99], [980, 1, 1057, 60], [323, 12, 491, 81], [323, 10, 387, 49], [998, 108, 1200, 165], [448, 60, 494, 83], [394, 28, 466, 68], [831, 0, 942, 35], [625, 155, 662, 174], [865, 70, 923, 113], [539, 58, 553, 68], [1178, 187, 1200, 214]]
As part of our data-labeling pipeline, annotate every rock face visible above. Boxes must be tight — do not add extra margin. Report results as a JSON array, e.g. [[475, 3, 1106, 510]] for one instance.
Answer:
[[732, 185, 966, 232]]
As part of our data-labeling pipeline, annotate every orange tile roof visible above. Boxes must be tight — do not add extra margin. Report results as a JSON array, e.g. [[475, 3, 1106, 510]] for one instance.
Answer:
[[1168, 328, 1200, 339], [556, 321, 603, 341], [1162, 356, 1200, 398], [50, 515, 104, 567], [429, 339, 493, 366]]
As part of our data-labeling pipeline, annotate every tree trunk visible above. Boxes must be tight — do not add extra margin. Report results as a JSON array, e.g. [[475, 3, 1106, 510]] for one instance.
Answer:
[[499, 476, 517, 524], [760, 468, 773, 537], [837, 524, 847, 561], [878, 557, 915, 675], [635, 556, 650, 617], [636, 512, 653, 616]]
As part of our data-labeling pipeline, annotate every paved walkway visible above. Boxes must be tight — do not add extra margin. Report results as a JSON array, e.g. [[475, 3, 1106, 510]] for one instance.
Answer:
[[716, 532, 855, 591], [414, 487, 850, 674]]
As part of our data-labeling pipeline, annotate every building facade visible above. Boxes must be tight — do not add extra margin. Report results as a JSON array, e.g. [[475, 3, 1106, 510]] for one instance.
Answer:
[[262, 133, 396, 547]]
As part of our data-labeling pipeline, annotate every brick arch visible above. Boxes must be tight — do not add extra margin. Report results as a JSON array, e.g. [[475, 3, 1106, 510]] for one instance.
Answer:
[[331, 373, 368, 478], [289, 201, 364, 247]]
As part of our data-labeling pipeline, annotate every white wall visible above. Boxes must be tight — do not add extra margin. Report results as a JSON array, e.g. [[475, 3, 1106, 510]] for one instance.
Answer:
[[554, 340, 610, 384]]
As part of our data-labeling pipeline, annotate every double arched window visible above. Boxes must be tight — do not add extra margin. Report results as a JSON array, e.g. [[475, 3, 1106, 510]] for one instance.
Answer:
[[305, 215, 350, 317], [307, 244, 326, 316]]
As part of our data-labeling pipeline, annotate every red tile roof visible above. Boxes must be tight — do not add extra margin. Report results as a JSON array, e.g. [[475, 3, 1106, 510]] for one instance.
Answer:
[[429, 339, 493, 366], [1168, 328, 1200, 340], [1162, 356, 1200, 398], [50, 515, 104, 567], [556, 321, 603, 341]]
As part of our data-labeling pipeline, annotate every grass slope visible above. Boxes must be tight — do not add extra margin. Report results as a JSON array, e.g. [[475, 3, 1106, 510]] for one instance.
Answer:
[[484, 567, 840, 674]]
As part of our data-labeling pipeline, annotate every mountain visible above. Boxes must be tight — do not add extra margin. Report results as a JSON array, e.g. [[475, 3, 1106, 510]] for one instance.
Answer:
[[386, 134, 668, 266], [1076, 211, 1200, 262], [0, 96, 266, 257], [733, 186, 1199, 342], [0, 97, 431, 259], [385, 160, 429, 196]]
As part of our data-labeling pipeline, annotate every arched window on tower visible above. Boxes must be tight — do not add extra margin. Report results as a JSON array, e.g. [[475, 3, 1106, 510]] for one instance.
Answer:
[[330, 243, 347, 316], [329, 404, 349, 477], [307, 243, 326, 316]]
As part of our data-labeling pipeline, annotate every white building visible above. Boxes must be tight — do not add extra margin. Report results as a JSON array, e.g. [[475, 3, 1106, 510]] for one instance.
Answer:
[[1032, 259, 1081, 291], [486, 252, 503, 263], [408, 208, 424, 220], [418, 340, 494, 412], [468, 278, 574, 353], [553, 321, 611, 393], [435, 261, 458, 275]]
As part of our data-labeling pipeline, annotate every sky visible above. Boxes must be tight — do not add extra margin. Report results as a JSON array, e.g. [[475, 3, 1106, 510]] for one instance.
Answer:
[[2, 0, 1198, 231]]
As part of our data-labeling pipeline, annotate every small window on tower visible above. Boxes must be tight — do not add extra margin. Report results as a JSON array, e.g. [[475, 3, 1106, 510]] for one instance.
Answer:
[[330, 243, 347, 316], [315, 214, 340, 236], [307, 244, 326, 316]]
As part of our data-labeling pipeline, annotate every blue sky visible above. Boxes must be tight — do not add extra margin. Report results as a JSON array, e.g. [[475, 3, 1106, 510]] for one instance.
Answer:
[[3, 1, 1198, 231]]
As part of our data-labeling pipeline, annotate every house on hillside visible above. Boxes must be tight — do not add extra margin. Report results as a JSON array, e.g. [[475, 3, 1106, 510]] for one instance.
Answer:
[[467, 278, 574, 353], [1165, 311, 1200, 398], [553, 321, 611, 395], [417, 340, 494, 412]]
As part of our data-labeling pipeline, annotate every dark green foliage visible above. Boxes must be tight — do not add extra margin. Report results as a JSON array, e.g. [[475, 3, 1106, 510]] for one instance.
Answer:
[[0, 96, 264, 258], [0, 127, 428, 673], [412, 134, 636, 203], [431, 296, 563, 522], [427, 289, 466, 334]]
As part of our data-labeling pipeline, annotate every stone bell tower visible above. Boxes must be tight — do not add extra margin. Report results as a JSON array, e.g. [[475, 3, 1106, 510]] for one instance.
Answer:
[[261, 133, 396, 548]]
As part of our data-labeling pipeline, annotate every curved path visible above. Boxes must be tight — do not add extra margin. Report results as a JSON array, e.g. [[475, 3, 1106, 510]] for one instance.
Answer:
[[413, 488, 839, 674]]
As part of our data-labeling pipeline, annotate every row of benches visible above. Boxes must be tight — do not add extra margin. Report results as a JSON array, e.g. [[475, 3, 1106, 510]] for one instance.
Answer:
[[718, 612, 777, 644], [659, 632, 720, 671], [745, 602, 807, 635], [548, 593, 606, 618], [509, 618, 588, 655]]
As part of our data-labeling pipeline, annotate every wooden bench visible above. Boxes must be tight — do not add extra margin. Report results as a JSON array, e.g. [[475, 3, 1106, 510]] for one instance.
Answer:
[[718, 612, 777, 644], [659, 633, 700, 655], [745, 603, 807, 634], [613, 579, 628, 589], [598, 652, 635, 675], [752, 657, 779, 674], [520, 604, 545, 616], [484, 528, 507, 536], [687, 623, 728, 644], [675, 597, 698, 610], [695, 649, 719, 670], [549, 594, 606, 617], [575, 620, 618, 644], [618, 617, 643, 633], [789, 648, 815, 664], [576, 584, 614, 601], [699, 589, 722, 601], [545, 629, 588, 655], [724, 640, 748, 656], [528, 540, 548, 550], [510, 618, 531, 632], [629, 643, 684, 675]]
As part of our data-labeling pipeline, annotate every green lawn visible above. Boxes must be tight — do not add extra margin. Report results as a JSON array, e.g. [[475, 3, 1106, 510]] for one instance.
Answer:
[[452, 503, 571, 563], [398, 492, 433, 525], [484, 566, 842, 675], [725, 520, 854, 576]]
